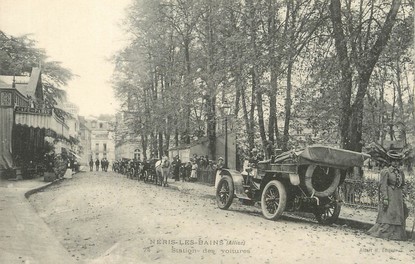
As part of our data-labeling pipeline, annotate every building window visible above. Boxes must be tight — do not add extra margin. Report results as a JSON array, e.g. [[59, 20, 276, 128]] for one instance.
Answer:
[[95, 143, 99, 151], [99, 123, 103, 128], [103, 143, 107, 152]]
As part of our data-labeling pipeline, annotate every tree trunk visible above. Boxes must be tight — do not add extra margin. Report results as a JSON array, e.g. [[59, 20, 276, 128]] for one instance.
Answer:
[[205, 1, 217, 161], [282, 61, 293, 151], [247, 0, 258, 152], [174, 128, 179, 147], [330, 0, 401, 151], [395, 59, 406, 143], [379, 67, 386, 145], [241, 84, 254, 151], [329, 0, 353, 149], [141, 133, 148, 161], [267, 0, 278, 147], [183, 37, 192, 144], [255, 74, 267, 154]]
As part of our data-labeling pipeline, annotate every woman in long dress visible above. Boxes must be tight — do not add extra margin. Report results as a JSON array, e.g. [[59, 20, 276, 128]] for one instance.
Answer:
[[190, 159, 198, 181], [367, 153, 407, 241]]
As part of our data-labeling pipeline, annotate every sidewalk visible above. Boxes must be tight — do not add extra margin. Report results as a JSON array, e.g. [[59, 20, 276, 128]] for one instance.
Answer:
[[0, 177, 75, 264], [167, 179, 414, 236]]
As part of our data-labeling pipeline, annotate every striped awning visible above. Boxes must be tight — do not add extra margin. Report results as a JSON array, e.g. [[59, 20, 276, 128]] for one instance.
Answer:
[[14, 106, 69, 138]]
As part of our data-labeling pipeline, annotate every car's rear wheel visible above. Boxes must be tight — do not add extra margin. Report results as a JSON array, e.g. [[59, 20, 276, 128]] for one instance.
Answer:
[[216, 176, 234, 209], [314, 190, 341, 225], [261, 180, 287, 220]]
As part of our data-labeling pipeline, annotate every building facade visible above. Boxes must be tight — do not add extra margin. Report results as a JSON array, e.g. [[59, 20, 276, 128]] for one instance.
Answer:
[[0, 68, 75, 178], [78, 116, 92, 166], [84, 117, 115, 164]]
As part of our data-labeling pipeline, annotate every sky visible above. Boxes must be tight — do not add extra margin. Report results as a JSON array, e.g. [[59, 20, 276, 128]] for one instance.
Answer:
[[0, 0, 132, 116]]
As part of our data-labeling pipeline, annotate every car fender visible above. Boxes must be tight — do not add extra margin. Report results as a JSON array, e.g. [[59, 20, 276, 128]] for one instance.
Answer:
[[219, 169, 249, 199]]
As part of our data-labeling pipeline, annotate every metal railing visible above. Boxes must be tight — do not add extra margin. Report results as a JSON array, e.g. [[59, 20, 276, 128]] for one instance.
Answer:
[[196, 168, 216, 185], [339, 179, 379, 208]]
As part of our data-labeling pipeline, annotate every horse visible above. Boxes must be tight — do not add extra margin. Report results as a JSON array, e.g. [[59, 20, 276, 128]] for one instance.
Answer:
[[155, 158, 170, 186]]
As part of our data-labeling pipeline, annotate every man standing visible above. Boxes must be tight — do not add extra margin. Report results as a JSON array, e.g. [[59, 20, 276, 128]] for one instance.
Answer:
[[102, 158, 108, 172], [95, 158, 100, 172], [89, 159, 93, 172], [171, 155, 181, 181]]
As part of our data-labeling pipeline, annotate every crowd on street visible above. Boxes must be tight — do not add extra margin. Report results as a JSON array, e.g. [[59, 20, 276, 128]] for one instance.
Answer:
[[90, 153, 226, 184]]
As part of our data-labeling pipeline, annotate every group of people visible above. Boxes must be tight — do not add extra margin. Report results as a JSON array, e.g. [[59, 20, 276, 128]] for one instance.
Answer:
[[89, 158, 109, 172], [169, 154, 225, 182]]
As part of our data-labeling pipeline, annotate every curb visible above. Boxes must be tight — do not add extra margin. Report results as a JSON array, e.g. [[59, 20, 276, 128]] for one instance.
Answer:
[[24, 171, 83, 199], [24, 178, 65, 199]]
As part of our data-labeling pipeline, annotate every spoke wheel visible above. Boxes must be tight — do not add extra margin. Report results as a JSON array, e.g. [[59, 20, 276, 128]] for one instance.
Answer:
[[261, 180, 286, 220], [314, 190, 341, 225], [216, 176, 234, 209]]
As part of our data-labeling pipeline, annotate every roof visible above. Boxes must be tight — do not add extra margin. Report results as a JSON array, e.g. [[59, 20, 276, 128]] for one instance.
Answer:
[[24, 67, 41, 98], [0, 68, 41, 99], [0, 75, 30, 89], [79, 122, 91, 132]]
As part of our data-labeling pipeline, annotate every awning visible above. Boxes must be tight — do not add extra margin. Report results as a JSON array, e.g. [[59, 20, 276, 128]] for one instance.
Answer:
[[14, 106, 69, 138]]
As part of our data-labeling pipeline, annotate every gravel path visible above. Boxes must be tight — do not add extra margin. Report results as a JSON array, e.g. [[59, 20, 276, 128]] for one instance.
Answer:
[[29, 172, 415, 264]]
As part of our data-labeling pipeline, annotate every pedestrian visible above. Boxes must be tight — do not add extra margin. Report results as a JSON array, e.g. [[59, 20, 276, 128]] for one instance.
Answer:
[[215, 157, 225, 189], [89, 159, 94, 172], [179, 163, 186, 182], [206, 160, 215, 171], [189, 158, 198, 182], [367, 151, 409, 241], [103, 158, 108, 172], [185, 161, 192, 181], [172, 155, 181, 181], [95, 158, 100, 172], [199, 156, 207, 169]]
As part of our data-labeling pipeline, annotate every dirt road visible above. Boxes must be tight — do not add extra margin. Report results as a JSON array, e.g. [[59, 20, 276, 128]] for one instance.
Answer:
[[29, 172, 414, 264]]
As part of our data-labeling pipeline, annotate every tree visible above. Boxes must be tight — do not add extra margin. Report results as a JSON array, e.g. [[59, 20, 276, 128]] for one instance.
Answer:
[[0, 31, 73, 106], [113, 0, 413, 165], [329, 0, 402, 151]]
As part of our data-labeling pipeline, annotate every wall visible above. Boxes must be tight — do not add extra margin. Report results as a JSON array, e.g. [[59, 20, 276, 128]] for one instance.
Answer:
[[168, 132, 237, 169]]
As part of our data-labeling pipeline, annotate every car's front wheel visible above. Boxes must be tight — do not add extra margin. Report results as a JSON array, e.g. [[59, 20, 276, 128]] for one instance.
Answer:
[[216, 176, 234, 210], [261, 180, 287, 220]]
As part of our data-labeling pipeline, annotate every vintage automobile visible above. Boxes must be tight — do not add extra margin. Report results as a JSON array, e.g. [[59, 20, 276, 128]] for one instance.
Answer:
[[216, 145, 370, 225]]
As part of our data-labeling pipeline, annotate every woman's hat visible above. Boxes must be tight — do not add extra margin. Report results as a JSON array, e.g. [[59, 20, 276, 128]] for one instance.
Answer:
[[218, 157, 224, 161]]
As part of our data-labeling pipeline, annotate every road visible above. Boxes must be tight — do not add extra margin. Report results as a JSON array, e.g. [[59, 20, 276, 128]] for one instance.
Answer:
[[29, 171, 414, 264]]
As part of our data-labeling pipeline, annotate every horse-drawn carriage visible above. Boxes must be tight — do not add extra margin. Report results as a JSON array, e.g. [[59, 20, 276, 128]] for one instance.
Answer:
[[216, 145, 370, 225], [141, 159, 158, 183]]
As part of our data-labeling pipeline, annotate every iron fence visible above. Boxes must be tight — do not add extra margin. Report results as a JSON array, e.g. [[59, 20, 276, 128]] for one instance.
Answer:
[[339, 179, 379, 209], [196, 168, 216, 186]]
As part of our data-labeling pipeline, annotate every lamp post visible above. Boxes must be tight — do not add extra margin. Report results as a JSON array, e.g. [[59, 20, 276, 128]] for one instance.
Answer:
[[221, 100, 231, 168]]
